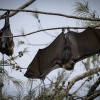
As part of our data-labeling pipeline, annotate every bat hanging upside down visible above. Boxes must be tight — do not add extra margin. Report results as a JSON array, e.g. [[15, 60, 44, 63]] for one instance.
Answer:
[[0, 11, 14, 56], [25, 27, 100, 79]]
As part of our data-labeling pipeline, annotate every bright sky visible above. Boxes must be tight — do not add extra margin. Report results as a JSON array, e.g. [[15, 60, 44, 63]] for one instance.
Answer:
[[0, 0, 100, 88]]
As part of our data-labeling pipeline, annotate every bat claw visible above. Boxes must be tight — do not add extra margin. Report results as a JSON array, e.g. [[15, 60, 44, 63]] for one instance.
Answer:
[[70, 61, 75, 64]]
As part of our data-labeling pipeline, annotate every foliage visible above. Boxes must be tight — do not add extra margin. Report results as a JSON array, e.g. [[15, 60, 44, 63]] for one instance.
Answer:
[[74, 1, 100, 27]]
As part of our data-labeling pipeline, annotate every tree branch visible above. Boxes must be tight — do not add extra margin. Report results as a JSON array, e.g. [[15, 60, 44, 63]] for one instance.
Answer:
[[13, 26, 87, 37], [0, 0, 36, 19], [72, 80, 87, 94], [84, 90, 100, 100], [87, 77, 100, 96], [66, 67, 100, 92], [0, 26, 92, 39], [0, 8, 100, 21], [0, 25, 100, 38]]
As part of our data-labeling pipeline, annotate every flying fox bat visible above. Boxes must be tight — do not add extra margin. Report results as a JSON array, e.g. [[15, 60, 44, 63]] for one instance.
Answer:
[[0, 11, 14, 56], [24, 27, 100, 79]]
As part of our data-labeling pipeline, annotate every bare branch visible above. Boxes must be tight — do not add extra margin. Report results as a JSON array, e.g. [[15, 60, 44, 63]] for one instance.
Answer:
[[66, 67, 100, 92], [72, 80, 87, 94], [0, 25, 100, 38], [20, 26, 85, 38], [1, 26, 86, 38], [0, 0, 36, 19], [84, 90, 100, 100], [87, 77, 100, 96], [0, 8, 100, 21]]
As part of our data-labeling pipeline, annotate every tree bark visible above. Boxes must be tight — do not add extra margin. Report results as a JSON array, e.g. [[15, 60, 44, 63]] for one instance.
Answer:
[[87, 77, 100, 96], [0, 0, 36, 19], [66, 67, 100, 92], [84, 90, 100, 100]]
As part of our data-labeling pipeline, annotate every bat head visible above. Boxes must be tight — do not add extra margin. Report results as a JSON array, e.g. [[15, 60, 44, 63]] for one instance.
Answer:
[[62, 60, 75, 70], [5, 34, 14, 56]]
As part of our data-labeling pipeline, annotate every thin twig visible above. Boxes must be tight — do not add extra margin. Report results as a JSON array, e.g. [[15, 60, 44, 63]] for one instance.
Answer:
[[25, 43, 50, 46], [72, 80, 87, 94]]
